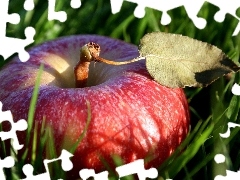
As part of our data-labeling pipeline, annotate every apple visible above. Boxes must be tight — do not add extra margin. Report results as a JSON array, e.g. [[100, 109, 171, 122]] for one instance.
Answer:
[[0, 35, 190, 179]]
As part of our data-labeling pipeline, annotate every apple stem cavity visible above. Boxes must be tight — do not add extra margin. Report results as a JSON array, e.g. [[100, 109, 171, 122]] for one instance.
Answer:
[[74, 42, 143, 88]]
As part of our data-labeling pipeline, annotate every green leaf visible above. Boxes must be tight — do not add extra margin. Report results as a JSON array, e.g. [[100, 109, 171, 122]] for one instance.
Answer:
[[139, 32, 240, 88]]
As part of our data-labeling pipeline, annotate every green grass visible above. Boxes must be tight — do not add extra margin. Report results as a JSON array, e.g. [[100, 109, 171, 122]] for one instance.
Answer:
[[1, 0, 240, 179]]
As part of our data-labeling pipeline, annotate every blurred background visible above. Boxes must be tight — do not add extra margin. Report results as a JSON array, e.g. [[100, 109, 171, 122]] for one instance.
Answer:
[[1, 0, 240, 179]]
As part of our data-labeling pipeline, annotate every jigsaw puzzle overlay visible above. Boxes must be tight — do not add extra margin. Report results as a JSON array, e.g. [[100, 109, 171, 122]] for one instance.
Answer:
[[79, 159, 158, 180], [110, 0, 240, 36], [232, 83, 240, 96], [2, 95, 240, 178], [213, 136, 240, 179], [212, 84, 240, 180], [0, 0, 35, 62], [21, 150, 73, 180], [214, 153, 240, 180], [0, 102, 72, 180], [0, 0, 81, 62], [0, 101, 159, 179], [0, 0, 240, 179], [0, 0, 239, 62], [0, 102, 28, 150]]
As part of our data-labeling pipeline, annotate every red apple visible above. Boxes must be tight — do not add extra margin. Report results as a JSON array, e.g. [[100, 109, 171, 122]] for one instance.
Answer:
[[0, 35, 190, 179]]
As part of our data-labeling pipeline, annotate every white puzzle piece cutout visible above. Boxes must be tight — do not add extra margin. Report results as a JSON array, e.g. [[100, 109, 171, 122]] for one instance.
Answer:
[[110, 0, 240, 36], [0, 0, 35, 62], [0, 102, 28, 150], [21, 149, 73, 180], [0, 156, 15, 180]]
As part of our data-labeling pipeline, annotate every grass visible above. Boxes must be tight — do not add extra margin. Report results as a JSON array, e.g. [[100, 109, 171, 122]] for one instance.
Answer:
[[1, 0, 240, 179]]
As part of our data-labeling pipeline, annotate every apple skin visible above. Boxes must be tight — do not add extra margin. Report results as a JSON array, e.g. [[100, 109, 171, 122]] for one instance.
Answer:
[[0, 35, 189, 178]]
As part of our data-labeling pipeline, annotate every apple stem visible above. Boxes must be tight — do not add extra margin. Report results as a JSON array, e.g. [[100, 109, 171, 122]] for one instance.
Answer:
[[74, 60, 91, 88], [74, 42, 143, 88], [92, 53, 143, 65], [74, 44, 94, 88]]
